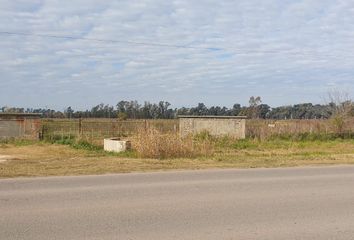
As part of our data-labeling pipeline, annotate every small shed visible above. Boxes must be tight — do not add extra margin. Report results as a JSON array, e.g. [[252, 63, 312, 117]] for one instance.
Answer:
[[0, 113, 42, 140], [178, 115, 247, 139]]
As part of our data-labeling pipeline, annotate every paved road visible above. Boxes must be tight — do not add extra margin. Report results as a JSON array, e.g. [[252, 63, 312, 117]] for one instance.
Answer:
[[1, 166, 354, 240]]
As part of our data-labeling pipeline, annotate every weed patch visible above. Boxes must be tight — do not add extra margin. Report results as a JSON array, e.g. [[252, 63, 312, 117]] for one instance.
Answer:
[[132, 128, 214, 159], [45, 135, 103, 152]]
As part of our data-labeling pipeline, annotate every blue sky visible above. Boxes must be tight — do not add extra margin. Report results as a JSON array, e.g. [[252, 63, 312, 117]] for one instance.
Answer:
[[1, 0, 354, 110]]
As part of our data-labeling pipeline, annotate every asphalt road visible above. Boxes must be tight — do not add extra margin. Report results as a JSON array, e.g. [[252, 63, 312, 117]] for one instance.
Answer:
[[1, 166, 354, 240]]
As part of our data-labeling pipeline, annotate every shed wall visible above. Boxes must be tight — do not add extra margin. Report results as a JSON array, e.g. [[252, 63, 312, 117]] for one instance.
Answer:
[[179, 118, 246, 138], [0, 118, 41, 140]]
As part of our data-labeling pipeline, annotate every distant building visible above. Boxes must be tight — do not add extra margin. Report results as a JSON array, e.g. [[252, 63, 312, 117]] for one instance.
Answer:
[[0, 113, 42, 140], [178, 115, 246, 139]]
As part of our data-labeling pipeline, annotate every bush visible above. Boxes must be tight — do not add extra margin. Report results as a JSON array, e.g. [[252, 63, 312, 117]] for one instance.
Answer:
[[117, 112, 128, 120]]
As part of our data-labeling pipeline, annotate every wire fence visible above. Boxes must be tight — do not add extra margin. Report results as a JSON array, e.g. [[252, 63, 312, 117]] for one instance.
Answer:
[[42, 119, 179, 144], [247, 118, 354, 140], [41, 118, 354, 144]]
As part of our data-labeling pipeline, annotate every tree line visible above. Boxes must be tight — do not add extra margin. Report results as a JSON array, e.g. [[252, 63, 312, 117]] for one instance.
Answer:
[[1, 96, 353, 120]]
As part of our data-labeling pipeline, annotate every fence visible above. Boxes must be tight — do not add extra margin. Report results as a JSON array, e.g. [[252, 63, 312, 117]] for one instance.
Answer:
[[41, 118, 354, 144], [42, 119, 179, 143], [247, 118, 354, 139]]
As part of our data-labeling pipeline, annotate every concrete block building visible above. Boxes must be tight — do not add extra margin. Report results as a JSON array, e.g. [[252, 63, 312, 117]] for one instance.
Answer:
[[0, 113, 42, 140], [179, 116, 246, 139]]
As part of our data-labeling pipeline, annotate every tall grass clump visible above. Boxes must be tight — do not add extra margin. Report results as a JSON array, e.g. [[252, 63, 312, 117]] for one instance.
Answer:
[[132, 128, 214, 159]]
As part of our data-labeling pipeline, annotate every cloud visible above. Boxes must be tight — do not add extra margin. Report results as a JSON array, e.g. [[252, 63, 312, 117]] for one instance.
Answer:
[[1, 0, 354, 109]]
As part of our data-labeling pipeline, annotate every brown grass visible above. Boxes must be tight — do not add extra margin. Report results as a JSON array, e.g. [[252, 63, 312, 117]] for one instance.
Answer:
[[131, 128, 214, 159], [248, 119, 327, 140], [246, 118, 354, 140]]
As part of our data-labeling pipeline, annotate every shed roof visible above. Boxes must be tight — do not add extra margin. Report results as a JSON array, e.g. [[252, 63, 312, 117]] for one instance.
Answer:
[[0, 113, 42, 119]]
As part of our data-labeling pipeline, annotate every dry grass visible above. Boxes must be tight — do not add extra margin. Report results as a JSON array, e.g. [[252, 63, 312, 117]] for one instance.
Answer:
[[131, 128, 214, 159], [247, 118, 354, 140], [247, 119, 330, 140], [2, 138, 354, 178], [0, 143, 218, 178]]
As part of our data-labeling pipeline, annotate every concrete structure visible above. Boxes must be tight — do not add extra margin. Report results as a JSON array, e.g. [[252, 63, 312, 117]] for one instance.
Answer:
[[104, 138, 131, 153], [179, 115, 246, 138], [0, 113, 41, 140]]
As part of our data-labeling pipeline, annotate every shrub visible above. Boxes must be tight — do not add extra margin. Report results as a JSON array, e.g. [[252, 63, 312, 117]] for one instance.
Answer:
[[117, 112, 128, 120]]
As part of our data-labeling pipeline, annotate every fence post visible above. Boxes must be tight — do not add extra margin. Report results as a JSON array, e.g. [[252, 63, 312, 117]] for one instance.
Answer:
[[111, 120, 115, 137], [40, 124, 45, 140], [78, 118, 82, 138], [117, 120, 121, 137]]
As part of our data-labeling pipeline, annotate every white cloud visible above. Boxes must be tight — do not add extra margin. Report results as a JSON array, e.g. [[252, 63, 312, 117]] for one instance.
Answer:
[[1, 0, 354, 109]]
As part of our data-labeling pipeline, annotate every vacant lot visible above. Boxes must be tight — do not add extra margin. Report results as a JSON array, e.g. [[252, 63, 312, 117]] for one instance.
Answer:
[[2, 138, 354, 178]]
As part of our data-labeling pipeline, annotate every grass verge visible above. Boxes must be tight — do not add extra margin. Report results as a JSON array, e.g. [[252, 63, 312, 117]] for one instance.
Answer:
[[1, 135, 354, 178]]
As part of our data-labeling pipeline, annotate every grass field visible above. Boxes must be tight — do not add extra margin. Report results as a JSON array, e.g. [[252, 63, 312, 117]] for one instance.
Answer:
[[2, 137, 354, 178]]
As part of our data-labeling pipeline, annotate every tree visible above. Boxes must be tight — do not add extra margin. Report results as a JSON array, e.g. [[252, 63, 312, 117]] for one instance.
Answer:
[[258, 104, 271, 119], [64, 107, 74, 119], [326, 90, 354, 133], [116, 101, 129, 114], [231, 104, 242, 116], [248, 96, 262, 118], [191, 103, 208, 115], [157, 101, 172, 118]]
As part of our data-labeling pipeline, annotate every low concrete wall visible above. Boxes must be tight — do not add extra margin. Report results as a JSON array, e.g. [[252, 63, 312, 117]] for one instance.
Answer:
[[179, 116, 246, 139], [0, 113, 41, 140], [104, 138, 131, 153]]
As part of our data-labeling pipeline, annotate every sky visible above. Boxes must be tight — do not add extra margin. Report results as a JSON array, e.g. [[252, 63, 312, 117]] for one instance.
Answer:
[[1, 0, 354, 110]]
